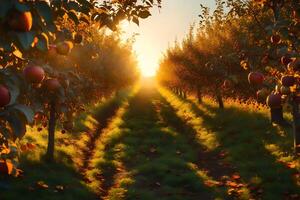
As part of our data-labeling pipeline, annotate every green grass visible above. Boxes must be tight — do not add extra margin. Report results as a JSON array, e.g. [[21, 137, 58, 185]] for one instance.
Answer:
[[0, 89, 134, 200], [1, 84, 300, 200], [159, 87, 300, 200], [87, 85, 226, 200]]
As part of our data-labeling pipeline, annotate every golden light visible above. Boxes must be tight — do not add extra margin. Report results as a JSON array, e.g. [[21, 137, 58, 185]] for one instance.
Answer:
[[120, 21, 158, 77], [137, 56, 158, 77]]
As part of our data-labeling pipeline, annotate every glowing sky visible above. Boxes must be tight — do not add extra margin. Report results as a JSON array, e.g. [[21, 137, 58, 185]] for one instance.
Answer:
[[121, 0, 215, 77]]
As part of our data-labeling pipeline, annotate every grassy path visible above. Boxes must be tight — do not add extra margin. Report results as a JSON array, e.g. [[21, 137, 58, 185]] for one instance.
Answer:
[[89, 83, 300, 200], [1, 83, 300, 200], [88, 84, 238, 200]]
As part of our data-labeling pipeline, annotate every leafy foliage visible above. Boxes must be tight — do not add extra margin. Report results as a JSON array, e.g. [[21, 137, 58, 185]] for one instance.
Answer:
[[0, 0, 160, 174]]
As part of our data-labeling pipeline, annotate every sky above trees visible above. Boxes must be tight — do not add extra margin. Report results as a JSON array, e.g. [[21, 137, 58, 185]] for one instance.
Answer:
[[122, 0, 215, 77]]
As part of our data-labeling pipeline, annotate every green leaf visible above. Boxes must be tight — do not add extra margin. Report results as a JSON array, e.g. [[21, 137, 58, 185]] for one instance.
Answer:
[[67, 1, 81, 11], [76, 0, 93, 9], [36, 1, 53, 25], [0, 0, 13, 20], [14, 2, 30, 12], [16, 31, 36, 50], [13, 104, 34, 124], [1, 127, 12, 140], [6, 112, 26, 139], [0, 39, 13, 52], [68, 10, 79, 25], [132, 16, 139, 26], [106, 20, 117, 31], [36, 33, 49, 51], [138, 10, 151, 19], [80, 15, 90, 24], [5, 77, 20, 105]]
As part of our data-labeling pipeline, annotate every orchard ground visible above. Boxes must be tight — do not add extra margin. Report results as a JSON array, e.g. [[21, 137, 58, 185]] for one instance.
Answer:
[[0, 79, 300, 200]]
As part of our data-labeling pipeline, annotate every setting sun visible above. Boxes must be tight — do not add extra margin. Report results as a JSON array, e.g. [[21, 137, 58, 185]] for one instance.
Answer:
[[120, 0, 213, 77], [120, 21, 159, 77], [138, 58, 158, 77]]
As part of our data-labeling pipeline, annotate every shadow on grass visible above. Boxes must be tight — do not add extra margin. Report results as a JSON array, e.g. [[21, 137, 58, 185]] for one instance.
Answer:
[[0, 157, 96, 200], [156, 95, 239, 198], [176, 95, 300, 200], [97, 86, 219, 200], [0, 90, 133, 200]]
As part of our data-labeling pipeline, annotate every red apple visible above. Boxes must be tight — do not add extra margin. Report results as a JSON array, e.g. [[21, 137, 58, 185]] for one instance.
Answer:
[[271, 34, 281, 44], [23, 65, 45, 83], [281, 56, 293, 66], [281, 75, 295, 87], [44, 79, 61, 91], [288, 59, 300, 71], [8, 11, 32, 32], [266, 94, 282, 108], [0, 85, 10, 107], [248, 72, 264, 85]]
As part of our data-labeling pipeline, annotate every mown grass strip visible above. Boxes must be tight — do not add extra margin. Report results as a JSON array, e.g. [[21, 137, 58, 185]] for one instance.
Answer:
[[89, 85, 225, 200], [159, 86, 300, 200]]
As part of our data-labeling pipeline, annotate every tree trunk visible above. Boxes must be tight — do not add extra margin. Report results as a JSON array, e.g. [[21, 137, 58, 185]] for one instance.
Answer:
[[216, 89, 224, 109], [292, 103, 300, 155], [175, 88, 179, 95], [270, 107, 284, 124], [46, 99, 57, 162], [270, 107, 291, 128], [183, 91, 187, 99], [197, 86, 202, 103]]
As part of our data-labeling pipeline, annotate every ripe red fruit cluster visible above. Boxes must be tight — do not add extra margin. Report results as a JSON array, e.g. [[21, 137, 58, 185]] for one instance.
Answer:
[[23, 64, 62, 92], [248, 72, 264, 85], [0, 85, 11, 107]]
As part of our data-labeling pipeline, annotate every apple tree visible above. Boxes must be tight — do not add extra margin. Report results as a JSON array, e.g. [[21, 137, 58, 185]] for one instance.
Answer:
[[0, 0, 161, 173]]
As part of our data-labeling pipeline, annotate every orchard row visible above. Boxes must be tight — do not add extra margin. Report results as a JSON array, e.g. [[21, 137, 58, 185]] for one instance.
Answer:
[[157, 0, 300, 152]]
